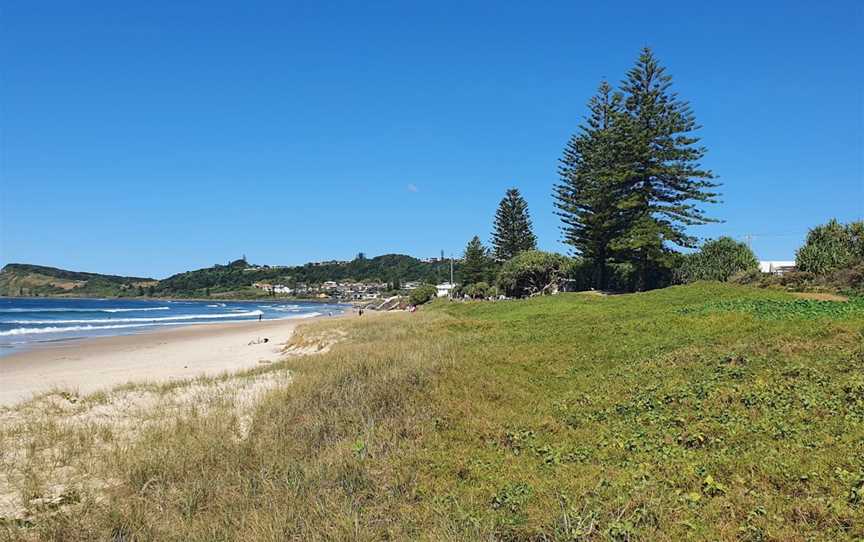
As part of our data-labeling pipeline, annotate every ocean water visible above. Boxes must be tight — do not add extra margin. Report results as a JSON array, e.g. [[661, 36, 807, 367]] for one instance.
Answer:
[[0, 297, 348, 356]]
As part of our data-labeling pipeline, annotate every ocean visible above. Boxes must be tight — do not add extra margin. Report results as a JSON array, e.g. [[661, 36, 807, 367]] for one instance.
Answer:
[[0, 297, 348, 356]]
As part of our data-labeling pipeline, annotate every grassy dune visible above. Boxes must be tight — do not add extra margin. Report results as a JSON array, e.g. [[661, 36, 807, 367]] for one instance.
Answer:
[[2, 283, 863, 540]]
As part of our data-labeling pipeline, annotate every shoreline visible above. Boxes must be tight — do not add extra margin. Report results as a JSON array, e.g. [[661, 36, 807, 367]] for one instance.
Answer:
[[0, 312, 348, 407], [0, 294, 352, 304]]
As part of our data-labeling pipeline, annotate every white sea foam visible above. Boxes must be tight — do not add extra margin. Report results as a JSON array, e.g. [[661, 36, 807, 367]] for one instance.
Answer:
[[0, 311, 316, 336], [0, 306, 171, 313], [103, 307, 171, 313], [290, 312, 321, 319], [0, 323, 172, 336], [265, 304, 302, 312], [4, 310, 262, 325]]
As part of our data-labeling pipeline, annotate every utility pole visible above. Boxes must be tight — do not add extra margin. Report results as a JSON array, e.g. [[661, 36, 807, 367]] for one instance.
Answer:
[[450, 254, 454, 285]]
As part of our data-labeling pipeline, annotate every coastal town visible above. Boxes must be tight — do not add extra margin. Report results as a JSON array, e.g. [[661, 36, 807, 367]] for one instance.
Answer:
[[252, 279, 456, 301]]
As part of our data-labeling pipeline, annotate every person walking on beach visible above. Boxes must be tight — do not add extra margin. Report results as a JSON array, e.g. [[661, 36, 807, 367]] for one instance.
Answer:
[[258, 313, 262, 322]]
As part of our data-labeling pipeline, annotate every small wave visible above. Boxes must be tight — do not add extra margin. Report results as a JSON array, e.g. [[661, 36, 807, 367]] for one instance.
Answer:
[[285, 312, 321, 319], [3, 310, 263, 325], [266, 305, 302, 312], [103, 307, 171, 313], [0, 306, 171, 313]]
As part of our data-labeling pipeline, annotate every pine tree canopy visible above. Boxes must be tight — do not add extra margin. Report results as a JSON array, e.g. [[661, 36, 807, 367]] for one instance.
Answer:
[[461, 236, 492, 286], [554, 47, 721, 291], [491, 188, 537, 261], [554, 80, 631, 289], [619, 47, 720, 246]]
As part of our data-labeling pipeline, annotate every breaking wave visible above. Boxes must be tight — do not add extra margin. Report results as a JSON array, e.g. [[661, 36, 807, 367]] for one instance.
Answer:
[[0, 320, 258, 337], [3, 310, 263, 325], [0, 306, 171, 313]]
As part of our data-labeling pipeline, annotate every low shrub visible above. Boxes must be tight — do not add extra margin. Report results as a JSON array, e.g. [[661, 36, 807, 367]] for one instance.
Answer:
[[796, 219, 864, 274], [465, 281, 494, 299], [496, 251, 572, 298], [408, 284, 438, 306], [676, 237, 759, 283]]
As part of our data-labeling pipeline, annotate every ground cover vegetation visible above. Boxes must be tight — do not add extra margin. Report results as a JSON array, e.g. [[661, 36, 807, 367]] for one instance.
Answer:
[[2, 283, 862, 541]]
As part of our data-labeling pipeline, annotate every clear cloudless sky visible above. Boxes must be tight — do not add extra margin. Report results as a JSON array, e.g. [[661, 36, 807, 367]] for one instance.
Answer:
[[1, 0, 862, 278]]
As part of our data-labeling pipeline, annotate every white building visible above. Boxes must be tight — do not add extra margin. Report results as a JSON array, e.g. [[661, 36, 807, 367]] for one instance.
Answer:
[[759, 261, 796, 275], [436, 282, 456, 298]]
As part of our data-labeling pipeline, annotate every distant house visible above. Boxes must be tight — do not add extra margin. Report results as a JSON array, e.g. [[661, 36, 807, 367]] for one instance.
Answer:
[[436, 282, 456, 298], [759, 261, 796, 275], [403, 281, 420, 290], [321, 280, 339, 292]]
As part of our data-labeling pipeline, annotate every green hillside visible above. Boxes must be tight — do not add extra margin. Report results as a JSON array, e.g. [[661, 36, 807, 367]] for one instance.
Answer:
[[0, 255, 455, 298], [9, 283, 862, 540], [0, 263, 156, 297], [153, 254, 454, 298]]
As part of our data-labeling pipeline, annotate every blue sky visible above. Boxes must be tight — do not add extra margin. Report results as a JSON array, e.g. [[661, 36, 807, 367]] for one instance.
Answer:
[[1, 1, 861, 278]]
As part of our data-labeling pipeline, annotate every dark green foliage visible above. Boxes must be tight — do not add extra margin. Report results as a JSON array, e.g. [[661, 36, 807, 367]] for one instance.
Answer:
[[464, 281, 494, 299], [796, 219, 864, 274], [460, 236, 493, 286], [491, 188, 537, 261], [555, 48, 720, 292], [496, 250, 572, 298], [676, 237, 759, 283], [388, 275, 402, 291], [554, 81, 631, 290], [408, 284, 438, 306], [154, 254, 454, 297], [615, 48, 719, 290]]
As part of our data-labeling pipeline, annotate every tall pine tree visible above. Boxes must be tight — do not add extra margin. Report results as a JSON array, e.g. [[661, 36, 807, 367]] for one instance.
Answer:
[[554, 80, 631, 290], [461, 236, 492, 286], [615, 47, 720, 290], [491, 188, 537, 261]]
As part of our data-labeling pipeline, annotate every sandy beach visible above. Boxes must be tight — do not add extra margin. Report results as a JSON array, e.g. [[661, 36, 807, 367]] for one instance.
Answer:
[[0, 315, 335, 407]]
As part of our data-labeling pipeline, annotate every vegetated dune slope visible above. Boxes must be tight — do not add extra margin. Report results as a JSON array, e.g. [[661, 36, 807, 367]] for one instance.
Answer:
[[2, 283, 862, 541]]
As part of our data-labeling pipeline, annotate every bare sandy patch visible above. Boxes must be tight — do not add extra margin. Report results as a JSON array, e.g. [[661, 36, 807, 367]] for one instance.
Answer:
[[789, 291, 849, 302]]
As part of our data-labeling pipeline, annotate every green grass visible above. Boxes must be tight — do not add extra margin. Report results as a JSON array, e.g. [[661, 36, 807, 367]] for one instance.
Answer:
[[680, 295, 864, 320], [2, 283, 862, 541]]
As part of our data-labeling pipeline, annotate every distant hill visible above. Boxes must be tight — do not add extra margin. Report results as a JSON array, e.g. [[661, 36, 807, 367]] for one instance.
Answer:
[[0, 255, 456, 298], [153, 255, 454, 298], [0, 263, 157, 297]]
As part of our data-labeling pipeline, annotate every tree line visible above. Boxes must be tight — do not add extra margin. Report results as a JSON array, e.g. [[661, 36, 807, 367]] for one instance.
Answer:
[[457, 47, 720, 296], [453, 47, 860, 299]]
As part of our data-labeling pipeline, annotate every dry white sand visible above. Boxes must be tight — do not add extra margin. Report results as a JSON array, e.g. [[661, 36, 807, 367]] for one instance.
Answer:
[[0, 315, 338, 407]]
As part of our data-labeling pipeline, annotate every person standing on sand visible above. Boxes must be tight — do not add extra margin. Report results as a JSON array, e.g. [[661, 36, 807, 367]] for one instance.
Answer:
[[258, 313, 262, 322]]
